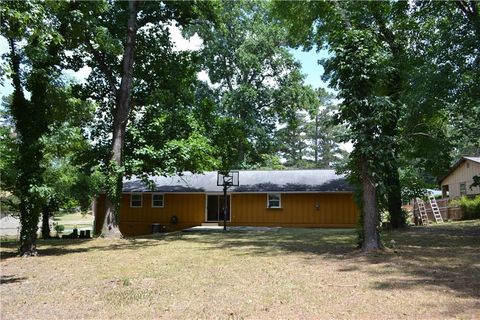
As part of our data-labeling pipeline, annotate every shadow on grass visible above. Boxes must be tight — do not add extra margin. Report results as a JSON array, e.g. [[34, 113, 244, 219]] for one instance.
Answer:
[[174, 223, 480, 300], [1, 221, 478, 302], [0, 274, 27, 285], [174, 228, 358, 256], [365, 224, 480, 300], [0, 237, 162, 260]]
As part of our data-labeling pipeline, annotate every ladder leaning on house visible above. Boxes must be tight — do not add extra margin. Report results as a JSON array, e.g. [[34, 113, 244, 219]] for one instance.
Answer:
[[415, 198, 429, 225], [427, 192, 444, 223]]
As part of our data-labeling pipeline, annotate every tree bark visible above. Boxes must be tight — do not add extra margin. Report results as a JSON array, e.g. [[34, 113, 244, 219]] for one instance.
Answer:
[[41, 205, 50, 239], [361, 159, 382, 251], [101, 0, 140, 238], [386, 159, 404, 228], [369, 6, 406, 229]]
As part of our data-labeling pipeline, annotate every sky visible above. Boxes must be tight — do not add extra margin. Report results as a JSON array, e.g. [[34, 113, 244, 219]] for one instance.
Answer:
[[0, 27, 330, 99]]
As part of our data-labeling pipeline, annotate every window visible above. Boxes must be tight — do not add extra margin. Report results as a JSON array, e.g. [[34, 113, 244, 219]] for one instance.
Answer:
[[442, 185, 449, 198], [267, 193, 281, 208], [459, 182, 467, 196], [152, 193, 164, 208], [130, 194, 142, 208]]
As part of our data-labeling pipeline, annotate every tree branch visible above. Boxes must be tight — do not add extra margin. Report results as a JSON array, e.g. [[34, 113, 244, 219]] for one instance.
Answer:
[[86, 41, 119, 95], [370, 7, 402, 56], [220, 56, 234, 91]]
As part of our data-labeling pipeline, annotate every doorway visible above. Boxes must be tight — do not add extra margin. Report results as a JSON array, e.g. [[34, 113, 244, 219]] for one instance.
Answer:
[[206, 195, 230, 221]]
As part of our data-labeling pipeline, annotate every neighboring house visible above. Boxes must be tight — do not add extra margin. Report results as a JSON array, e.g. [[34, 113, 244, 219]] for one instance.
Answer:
[[439, 157, 480, 199], [94, 169, 359, 236]]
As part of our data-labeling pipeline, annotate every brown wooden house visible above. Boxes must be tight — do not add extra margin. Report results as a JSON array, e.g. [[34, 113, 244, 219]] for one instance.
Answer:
[[439, 157, 480, 199], [94, 169, 359, 236]]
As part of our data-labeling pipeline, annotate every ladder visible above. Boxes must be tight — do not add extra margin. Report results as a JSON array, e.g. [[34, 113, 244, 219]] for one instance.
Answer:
[[428, 192, 444, 223], [416, 198, 429, 226]]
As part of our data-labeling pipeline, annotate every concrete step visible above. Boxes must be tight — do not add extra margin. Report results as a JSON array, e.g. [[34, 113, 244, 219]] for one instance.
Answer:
[[201, 222, 219, 226]]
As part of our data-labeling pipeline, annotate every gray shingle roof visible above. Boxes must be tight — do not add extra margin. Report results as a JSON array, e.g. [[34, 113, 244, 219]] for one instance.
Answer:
[[123, 170, 353, 193]]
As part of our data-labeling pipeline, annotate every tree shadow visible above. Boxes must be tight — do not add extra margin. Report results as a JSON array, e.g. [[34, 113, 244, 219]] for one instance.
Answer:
[[175, 228, 358, 256], [177, 224, 480, 301], [364, 225, 480, 300], [1, 222, 478, 305], [0, 237, 165, 260], [0, 274, 27, 285]]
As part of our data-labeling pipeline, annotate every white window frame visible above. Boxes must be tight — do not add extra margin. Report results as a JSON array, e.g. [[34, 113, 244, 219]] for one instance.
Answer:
[[267, 193, 281, 208], [151, 193, 164, 208], [130, 193, 143, 208]]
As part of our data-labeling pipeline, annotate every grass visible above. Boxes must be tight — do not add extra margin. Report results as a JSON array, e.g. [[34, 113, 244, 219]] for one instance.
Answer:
[[53, 213, 94, 232], [1, 220, 479, 319]]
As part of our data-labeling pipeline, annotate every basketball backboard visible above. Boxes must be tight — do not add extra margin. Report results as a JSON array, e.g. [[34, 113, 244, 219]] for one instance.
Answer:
[[217, 170, 239, 187]]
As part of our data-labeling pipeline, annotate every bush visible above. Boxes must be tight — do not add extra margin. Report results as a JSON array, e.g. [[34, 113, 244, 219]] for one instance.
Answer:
[[450, 196, 480, 220], [54, 224, 65, 234]]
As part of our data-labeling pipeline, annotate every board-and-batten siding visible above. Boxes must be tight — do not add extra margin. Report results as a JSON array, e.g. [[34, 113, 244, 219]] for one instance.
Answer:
[[95, 192, 359, 236], [230, 193, 358, 227], [442, 160, 480, 199], [95, 193, 205, 236]]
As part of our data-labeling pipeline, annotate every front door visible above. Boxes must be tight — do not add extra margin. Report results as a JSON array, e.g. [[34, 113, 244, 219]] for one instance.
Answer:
[[207, 195, 230, 221]]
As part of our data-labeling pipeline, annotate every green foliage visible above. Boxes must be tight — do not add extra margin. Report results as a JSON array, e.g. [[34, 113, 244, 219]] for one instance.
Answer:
[[399, 166, 433, 203], [471, 175, 480, 189], [189, 0, 317, 168], [450, 196, 480, 220], [1, 0, 71, 254], [1, 1, 103, 253], [408, 2, 480, 159], [53, 223, 65, 234]]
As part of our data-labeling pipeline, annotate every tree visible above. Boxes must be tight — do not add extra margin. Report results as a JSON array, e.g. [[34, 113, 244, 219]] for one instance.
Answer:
[[274, 1, 406, 250], [189, 0, 317, 168], [305, 89, 348, 168], [277, 110, 310, 168], [38, 96, 100, 238], [99, 0, 140, 238], [1, 1, 79, 255], [410, 1, 480, 158], [64, 1, 216, 237], [277, 90, 347, 169]]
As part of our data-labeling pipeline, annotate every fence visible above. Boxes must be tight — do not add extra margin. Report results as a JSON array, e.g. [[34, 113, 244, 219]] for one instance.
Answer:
[[412, 198, 463, 221]]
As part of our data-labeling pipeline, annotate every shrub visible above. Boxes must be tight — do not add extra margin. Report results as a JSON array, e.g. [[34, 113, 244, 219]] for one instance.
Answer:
[[450, 196, 480, 220], [54, 224, 65, 234]]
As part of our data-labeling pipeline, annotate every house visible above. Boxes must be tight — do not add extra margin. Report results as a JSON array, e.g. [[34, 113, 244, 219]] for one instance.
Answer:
[[93, 169, 359, 236], [439, 156, 480, 199]]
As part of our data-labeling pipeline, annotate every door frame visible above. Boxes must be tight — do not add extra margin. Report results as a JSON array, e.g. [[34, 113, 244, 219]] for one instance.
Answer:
[[205, 193, 232, 222]]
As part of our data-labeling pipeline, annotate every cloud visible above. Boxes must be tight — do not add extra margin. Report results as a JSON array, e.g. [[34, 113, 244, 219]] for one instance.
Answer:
[[169, 22, 203, 52], [0, 24, 207, 98]]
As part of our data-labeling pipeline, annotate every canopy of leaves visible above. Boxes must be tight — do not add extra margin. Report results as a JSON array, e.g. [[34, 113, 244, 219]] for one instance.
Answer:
[[188, 0, 317, 168]]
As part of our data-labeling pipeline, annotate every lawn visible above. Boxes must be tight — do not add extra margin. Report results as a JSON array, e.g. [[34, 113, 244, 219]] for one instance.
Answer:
[[1, 221, 479, 319], [52, 213, 94, 234]]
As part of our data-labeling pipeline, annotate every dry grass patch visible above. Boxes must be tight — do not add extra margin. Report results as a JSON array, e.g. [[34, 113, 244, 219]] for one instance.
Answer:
[[1, 221, 479, 319]]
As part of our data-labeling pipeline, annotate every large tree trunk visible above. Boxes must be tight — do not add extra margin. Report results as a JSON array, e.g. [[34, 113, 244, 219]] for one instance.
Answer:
[[370, 9, 405, 229], [41, 205, 50, 239], [101, 0, 140, 238], [386, 162, 404, 228], [8, 38, 43, 256], [361, 159, 382, 251]]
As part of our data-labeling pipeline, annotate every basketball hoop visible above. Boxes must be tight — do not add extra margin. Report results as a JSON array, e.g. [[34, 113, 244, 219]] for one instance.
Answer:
[[217, 170, 239, 231], [217, 170, 239, 187]]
